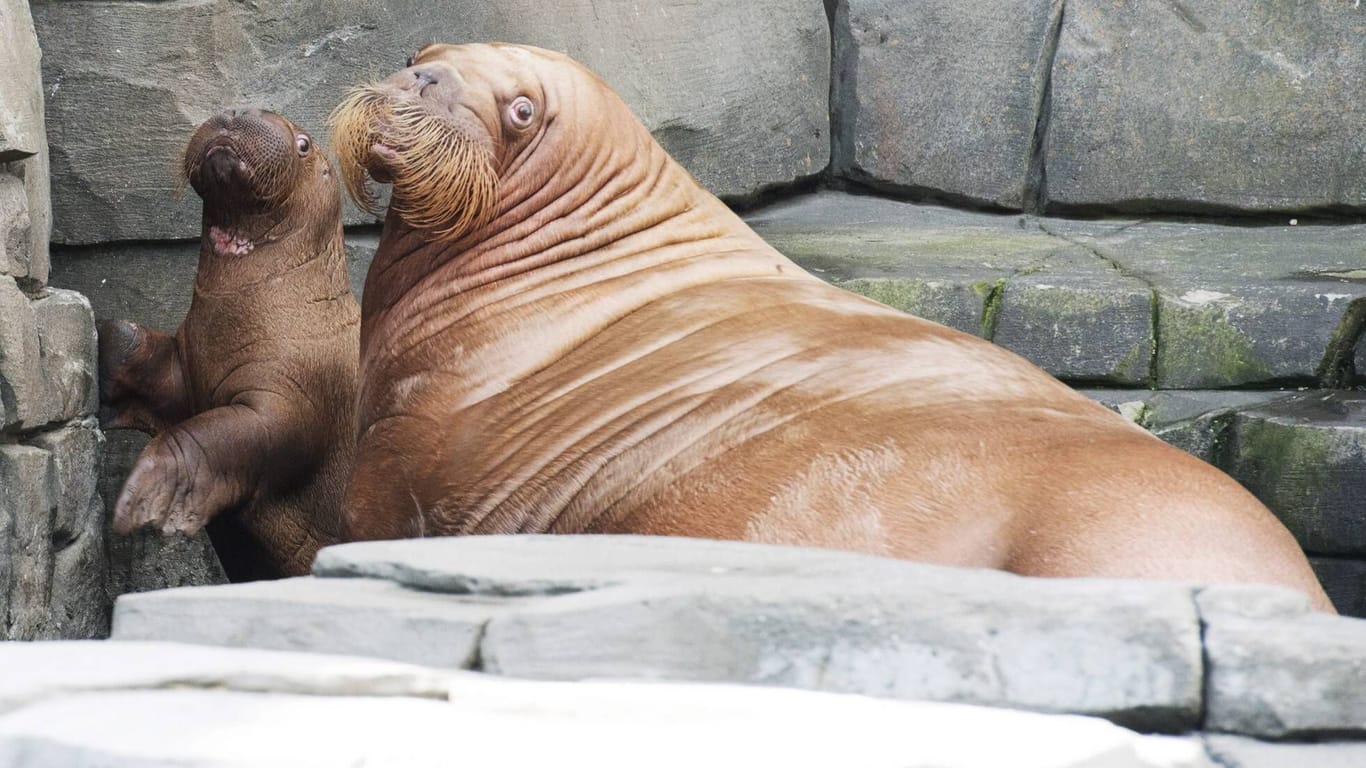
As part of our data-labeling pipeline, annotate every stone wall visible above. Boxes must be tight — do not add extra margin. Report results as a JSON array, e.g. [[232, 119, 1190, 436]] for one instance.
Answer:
[[832, 0, 1366, 216], [0, 0, 105, 639]]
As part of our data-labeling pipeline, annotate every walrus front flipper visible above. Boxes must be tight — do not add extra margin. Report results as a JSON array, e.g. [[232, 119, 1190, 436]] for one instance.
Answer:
[[97, 319, 192, 434], [112, 392, 315, 536]]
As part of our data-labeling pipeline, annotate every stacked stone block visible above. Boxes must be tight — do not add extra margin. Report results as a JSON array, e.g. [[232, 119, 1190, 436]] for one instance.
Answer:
[[0, 0, 106, 639]]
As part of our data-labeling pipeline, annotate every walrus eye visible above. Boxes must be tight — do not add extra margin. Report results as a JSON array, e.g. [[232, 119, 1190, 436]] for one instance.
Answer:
[[508, 97, 536, 129], [295, 135, 311, 156], [405, 52, 417, 68]]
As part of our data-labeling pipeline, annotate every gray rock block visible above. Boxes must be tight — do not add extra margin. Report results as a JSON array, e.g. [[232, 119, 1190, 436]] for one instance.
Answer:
[[1049, 219, 1366, 388], [0, 0, 45, 161], [32, 288, 97, 424], [318, 536, 1204, 732], [0, 444, 54, 640], [1080, 389, 1297, 464], [1199, 587, 1366, 739], [992, 262, 1152, 384], [50, 241, 195, 334], [0, 641, 452, 713], [114, 577, 500, 669], [25, 421, 107, 639], [1204, 735, 1366, 768], [1045, 1, 1366, 215], [0, 0, 50, 282], [1310, 558, 1366, 619], [32, 0, 828, 244], [101, 431, 226, 598], [1220, 392, 1366, 555], [0, 173, 29, 278], [831, 0, 1062, 209], [0, 642, 1213, 768], [745, 193, 1153, 382], [0, 275, 41, 430]]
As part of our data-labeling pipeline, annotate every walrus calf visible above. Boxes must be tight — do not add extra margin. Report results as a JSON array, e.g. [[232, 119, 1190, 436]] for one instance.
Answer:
[[330, 43, 1333, 610], [99, 109, 359, 581]]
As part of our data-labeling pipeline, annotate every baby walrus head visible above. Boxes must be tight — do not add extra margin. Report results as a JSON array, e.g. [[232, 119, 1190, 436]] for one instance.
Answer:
[[182, 108, 340, 257]]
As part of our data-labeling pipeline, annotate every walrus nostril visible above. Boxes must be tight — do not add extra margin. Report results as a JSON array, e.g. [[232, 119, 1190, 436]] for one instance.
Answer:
[[203, 146, 246, 189], [411, 69, 438, 88]]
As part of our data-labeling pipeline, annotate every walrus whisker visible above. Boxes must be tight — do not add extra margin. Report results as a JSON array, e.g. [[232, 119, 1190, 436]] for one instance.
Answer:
[[329, 86, 499, 241]]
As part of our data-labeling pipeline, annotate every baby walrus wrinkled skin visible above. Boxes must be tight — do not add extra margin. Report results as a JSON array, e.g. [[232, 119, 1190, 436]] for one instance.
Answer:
[[330, 43, 1333, 611], [98, 109, 360, 581]]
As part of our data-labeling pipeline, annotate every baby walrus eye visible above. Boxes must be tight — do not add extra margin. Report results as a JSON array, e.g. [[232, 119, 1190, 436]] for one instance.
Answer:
[[295, 135, 312, 156]]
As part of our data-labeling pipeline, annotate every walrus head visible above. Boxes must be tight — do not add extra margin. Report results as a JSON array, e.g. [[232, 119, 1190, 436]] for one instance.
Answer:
[[183, 109, 339, 255], [328, 44, 576, 243]]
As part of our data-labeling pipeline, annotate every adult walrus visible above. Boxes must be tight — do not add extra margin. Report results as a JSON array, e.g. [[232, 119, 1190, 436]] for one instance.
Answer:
[[330, 43, 1333, 610], [98, 109, 360, 581]]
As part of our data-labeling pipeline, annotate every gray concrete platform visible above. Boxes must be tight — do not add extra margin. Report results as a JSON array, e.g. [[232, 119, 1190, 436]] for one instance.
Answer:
[[112, 535, 1366, 742]]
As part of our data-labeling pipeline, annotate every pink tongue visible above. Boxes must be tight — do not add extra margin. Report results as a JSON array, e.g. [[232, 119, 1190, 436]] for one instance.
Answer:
[[209, 226, 254, 256]]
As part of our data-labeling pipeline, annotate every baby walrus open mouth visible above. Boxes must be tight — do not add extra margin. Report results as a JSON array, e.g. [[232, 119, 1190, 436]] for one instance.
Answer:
[[98, 108, 360, 582]]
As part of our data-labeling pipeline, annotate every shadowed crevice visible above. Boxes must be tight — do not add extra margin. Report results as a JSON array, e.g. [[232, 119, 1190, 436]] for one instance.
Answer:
[[1314, 297, 1366, 389], [1024, 0, 1067, 214]]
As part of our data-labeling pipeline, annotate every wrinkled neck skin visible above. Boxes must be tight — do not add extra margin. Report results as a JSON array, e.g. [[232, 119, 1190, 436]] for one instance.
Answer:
[[183, 200, 358, 569], [194, 204, 348, 295], [359, 82, 804, 427]]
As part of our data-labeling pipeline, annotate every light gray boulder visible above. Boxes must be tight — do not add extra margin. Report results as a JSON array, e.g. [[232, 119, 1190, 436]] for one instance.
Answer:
[[1199, 585, 1366, 739], [0, 641, 1213, 768], [1203, 735, 1366, 768], [317, 535, 1204, 732], [114, 577, 500, 669]]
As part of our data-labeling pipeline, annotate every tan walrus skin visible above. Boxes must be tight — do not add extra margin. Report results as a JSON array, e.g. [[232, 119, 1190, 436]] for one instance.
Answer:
[[331, 43, 1333, 610], [98, 109, 360, 581]]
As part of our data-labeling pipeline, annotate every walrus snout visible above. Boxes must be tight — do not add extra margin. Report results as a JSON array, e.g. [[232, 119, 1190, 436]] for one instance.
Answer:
[[184, 109, 294, 205]]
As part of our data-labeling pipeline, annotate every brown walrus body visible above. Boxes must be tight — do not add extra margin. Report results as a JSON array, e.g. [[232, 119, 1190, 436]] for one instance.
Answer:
[[331, 44, 1333, 610], [99, 109, 359, 580]]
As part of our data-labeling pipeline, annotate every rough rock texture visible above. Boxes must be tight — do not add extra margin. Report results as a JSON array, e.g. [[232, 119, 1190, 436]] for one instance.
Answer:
[[745, 192, 1153, 384], [1310, 558, 1366, 619], [0, 274, 42, 430], [32, 288, 96, 425], [747, 194, 1366, 389], [114, 577, 495, 668], [0, 642, 1211, 768], [0, 444, 52, 640], [1040, 218, 1366, 389], [1199, 586, 1366, 739], [135, 536, 1207, 732], [113, 536, 1366, 744], [31, 0, 829, 243], [0, 0, 49, 281], [1204, 736, 1366, 768], [25, 422, 107, 640], [1081, 389, 1295, 465], [1045, 1, 1366, 215], [0, 0, 117, 641], [831, 0, 1061, 210], [1221, 393, 1366, 556]]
